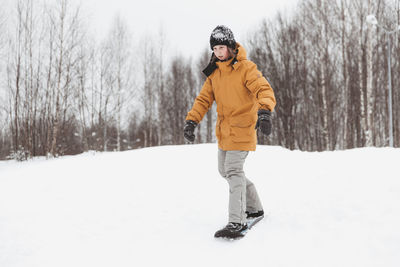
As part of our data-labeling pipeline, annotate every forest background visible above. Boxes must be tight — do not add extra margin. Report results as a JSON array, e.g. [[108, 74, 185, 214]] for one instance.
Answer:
[[1, 0, 400, 160]]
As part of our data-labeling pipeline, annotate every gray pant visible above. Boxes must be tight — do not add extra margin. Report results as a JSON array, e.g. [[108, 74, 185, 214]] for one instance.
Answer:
[[218, 149, 263, 224]]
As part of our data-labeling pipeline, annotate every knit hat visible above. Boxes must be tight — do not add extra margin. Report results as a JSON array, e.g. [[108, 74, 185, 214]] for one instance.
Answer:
[[209, 25, 236, 50]]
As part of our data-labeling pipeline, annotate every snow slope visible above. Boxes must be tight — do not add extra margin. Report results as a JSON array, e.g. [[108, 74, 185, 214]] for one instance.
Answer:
[[1, 144, 400, 267]]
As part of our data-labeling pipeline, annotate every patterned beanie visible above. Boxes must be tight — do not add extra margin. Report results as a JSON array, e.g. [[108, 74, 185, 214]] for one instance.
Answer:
[[209, 25, 236, 50]]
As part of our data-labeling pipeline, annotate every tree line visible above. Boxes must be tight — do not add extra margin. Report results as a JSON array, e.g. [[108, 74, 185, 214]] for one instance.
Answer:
[[249, 0, 400, 151], [0, 0, 399, 160], [0, 0, 215, 160]]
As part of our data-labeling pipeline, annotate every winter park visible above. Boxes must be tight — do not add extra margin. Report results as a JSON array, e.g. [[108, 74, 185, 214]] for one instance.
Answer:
[[1, 0, 400, 266]]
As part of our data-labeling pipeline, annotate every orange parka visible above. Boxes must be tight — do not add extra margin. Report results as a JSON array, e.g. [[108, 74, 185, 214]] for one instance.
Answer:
[[186, 43, 276, 151]]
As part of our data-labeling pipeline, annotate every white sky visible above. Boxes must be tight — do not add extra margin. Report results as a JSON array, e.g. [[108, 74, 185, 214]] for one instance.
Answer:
[[77, 0, 300, 58], [1, 0, 299, 57]]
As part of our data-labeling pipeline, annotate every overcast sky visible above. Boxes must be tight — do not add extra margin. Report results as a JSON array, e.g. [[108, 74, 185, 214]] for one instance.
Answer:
[[1, 0, 299, 57], [77, 0, 300, 58]]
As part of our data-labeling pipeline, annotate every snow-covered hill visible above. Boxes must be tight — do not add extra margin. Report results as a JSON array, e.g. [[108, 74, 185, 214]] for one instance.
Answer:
[[1, 144, 400, 267]]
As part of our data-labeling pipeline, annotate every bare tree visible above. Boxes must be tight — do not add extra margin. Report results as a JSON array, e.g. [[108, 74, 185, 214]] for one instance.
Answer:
[[45, 0, 84, 156], [366, 0, 374, 146], [6, 0, 26, 157], [96, 15, 135, 151], [164, 56, 194, 145], [0, 6, 6, 158], [75, 35, 92, 151], [155, 27, 167, 146], [98, 41, 113, 151], [110, 15, 133, 151], [140, 32, 165, 147]]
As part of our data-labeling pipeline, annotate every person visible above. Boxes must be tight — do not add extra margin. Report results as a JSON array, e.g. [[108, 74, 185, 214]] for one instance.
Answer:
[[184, 25, 276, 239]]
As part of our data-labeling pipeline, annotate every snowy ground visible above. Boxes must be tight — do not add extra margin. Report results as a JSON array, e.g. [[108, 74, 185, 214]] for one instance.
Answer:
[[1, 144, 400, 267]]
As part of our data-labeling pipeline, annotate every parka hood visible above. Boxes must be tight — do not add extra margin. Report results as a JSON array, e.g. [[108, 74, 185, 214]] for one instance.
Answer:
[[235, 42, 247, 61]]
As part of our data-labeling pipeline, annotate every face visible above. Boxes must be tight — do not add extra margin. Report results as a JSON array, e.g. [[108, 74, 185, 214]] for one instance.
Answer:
[[213, 45, 229, 61]]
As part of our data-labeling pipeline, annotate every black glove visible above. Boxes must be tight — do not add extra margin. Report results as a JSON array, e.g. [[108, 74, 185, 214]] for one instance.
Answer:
[[255, 109, 272, 136], [184, 120, 197, 142]]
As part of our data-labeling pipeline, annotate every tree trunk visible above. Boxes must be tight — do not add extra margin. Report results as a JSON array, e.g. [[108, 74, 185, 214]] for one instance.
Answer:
[[366, 0, 374, 146]]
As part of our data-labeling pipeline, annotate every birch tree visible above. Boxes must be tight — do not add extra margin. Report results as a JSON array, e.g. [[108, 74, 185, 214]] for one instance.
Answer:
[[141, 35, 158, 147], [48, 0, 84, 156], [110, 16, 133, 151], [366, 0, 374, 146]]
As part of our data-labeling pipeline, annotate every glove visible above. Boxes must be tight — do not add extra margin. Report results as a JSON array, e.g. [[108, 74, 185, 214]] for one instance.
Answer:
[[184, 120, 197, 142], [255, 109, 272, 136]]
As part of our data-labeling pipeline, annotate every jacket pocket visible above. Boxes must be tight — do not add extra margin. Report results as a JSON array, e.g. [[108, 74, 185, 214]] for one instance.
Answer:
[[230, 125, 254, 143], [230, 114, 256, 143]]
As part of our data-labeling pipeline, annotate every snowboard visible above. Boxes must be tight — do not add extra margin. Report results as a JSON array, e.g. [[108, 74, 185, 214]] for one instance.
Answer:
[[240, 215, 264, 236]]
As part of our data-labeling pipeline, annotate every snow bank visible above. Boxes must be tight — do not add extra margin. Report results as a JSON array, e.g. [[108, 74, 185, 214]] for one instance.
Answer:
[[1, 144, 399, 267]]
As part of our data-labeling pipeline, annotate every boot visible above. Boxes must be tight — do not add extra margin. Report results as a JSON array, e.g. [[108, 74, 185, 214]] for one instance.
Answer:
[[246, 210, 264, 219], [214, 222, 248, 239]]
